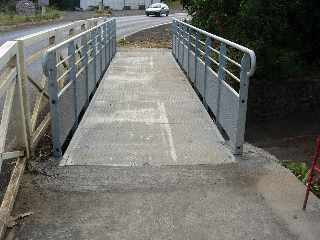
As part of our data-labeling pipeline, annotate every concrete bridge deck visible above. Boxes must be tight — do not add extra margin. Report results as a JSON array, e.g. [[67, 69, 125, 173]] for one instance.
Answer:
[[61, 48, 234, 167]]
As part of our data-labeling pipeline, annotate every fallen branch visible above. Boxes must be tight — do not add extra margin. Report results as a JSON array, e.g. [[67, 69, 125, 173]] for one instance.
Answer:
[[0, 157, 26, 239]]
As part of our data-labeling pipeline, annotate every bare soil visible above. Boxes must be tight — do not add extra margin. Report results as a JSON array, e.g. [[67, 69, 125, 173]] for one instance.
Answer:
[[118, 23, 172, 48], [246, 111, 320, 164]]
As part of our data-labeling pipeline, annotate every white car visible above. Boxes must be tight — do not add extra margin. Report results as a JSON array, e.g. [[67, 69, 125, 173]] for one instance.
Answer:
[[145, 3, 170, 17]]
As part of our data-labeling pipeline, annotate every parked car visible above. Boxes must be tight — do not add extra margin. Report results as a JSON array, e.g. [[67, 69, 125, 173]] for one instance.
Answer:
[[145, 3, 169, 17]]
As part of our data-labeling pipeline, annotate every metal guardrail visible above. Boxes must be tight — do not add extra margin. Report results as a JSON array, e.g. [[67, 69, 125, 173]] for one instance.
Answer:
[[16, 17, 108, 151], [44, 18, 117, 158], [172, 18, 256, 155]]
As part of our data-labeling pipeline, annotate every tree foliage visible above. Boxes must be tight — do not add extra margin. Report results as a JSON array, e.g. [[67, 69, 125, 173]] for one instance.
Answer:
[[49, 0, 78, 9], [182, 0, 320, 81]]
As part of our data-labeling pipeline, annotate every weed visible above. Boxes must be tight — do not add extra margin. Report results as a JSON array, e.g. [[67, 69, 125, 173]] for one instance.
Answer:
[[0, 7, 61, 26], [283, 161, 320, 197]]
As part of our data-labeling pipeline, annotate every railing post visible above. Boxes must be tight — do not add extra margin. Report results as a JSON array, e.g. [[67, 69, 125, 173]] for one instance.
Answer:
[[181, 24, 185, 68], [68, 41, 78, 126], [194, 31, 199, 86], [187, 26, 191, 77], [46, 51, 62, 158], [174, 21, 178, 59], [204, 36, 212, 110], [103, 22, 107, 69], [92, 29, 97, 85], [177, 22, 180, 61], [171, 20, 175, 56], [98, 26, 103, 79], [217, 43, 226, 120], [114, 19, 117, 56], [16, 40, 32, 158], [82, 32, 89, 104], [108, 22, 111, 64], [235, 53, 251, 155]]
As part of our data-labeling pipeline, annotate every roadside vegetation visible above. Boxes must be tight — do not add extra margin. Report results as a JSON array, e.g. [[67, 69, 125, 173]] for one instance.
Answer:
[[95, 7, 112, 17], [181, 0, 320, 82], [283, 161, 320, 197], [165, 0, 183, 10], [0, 0, 62, 27], [0, 7, 61, 26]]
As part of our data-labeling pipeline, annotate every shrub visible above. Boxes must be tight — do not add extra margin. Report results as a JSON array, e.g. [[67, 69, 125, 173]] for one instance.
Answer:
[[181, 0, 320, 82]]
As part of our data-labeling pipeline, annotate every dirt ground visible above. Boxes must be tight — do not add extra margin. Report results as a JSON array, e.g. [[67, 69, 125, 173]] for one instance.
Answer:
[[246, 111, 320, 164], [119, 24, 172, 48]]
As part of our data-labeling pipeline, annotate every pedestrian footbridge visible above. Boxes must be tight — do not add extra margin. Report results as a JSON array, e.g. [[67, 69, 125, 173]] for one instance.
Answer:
[[42, 18, 256, 165], [2, 17, 320, 240]]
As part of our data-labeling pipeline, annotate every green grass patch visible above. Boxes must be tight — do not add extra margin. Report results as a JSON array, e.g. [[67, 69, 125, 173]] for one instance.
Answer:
[[283, 161, 320, 197], [0, 8, 62, 26]]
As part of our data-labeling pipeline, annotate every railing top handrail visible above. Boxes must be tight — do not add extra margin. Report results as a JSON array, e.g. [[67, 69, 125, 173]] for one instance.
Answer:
[[46, 18, 115, 54], [16, 17, 107, 47], [173, 18, 256, 76], [0, 41, 17, 70]]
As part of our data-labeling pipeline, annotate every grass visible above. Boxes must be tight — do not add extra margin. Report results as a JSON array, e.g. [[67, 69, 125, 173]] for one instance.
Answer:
[[166, 1, 183, 9], [95, 9, 112, 17], [0, 7, 61, 26], [283, 161, 320, 197]]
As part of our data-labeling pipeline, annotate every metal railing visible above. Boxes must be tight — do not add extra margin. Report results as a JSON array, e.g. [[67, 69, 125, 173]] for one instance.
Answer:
[[172, 18, 256, 155], [16, 17, 108, 152], [43, 18, 117, 158]]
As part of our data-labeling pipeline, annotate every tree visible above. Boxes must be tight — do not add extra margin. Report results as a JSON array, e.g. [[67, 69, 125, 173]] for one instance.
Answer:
[[182, 0, 320, 81]]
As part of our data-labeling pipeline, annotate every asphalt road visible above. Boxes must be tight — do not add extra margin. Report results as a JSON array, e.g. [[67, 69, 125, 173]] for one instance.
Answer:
[[0, 13, 186, 46]]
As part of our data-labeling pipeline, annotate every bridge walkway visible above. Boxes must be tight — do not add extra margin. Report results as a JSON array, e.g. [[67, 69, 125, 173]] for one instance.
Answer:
[[61, 48, 234, 167]]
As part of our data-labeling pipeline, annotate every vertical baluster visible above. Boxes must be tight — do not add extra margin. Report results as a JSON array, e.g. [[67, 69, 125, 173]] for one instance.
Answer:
[[81, 32, 89, 104], [171, 20, 175, 56], [181, 24, 185, 68], [194, 31, 199, 87], [103, 22, 107, 69], [98, 26, 103, 79], [68, 41, 78, 126], [108, 22, 111, 63], [92, 29, 97, 85], [46, 51, 62, 158], [187, 27, 191, 77], [204, 36, 212, 110], [217, 43, 227, 121], [114, 20, 117, 55]]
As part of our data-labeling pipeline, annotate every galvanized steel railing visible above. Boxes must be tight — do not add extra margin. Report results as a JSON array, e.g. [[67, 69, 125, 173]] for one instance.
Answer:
[[43, 18, 116, 158], [172, 18, 256, 155]]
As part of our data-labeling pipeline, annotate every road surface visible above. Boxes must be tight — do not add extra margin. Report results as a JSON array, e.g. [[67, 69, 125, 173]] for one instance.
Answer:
[[0, 13, 186, 46]]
